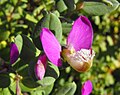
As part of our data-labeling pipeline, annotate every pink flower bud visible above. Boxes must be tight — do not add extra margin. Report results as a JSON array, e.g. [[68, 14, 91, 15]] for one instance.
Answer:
[[10, 42, 19, 64], [35, 54, 47, 80]]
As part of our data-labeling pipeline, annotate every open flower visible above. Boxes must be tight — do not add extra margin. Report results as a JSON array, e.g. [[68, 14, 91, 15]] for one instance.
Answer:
[[35, 54, 47, 80], [81, 80, 92, 95], [40, 16, 95, 72], [10, 42, 19, 64]]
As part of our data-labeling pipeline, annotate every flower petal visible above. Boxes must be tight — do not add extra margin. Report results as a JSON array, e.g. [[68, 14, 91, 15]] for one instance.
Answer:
[[10, 42, 19, 64], [40, 28, 62, 66], [67, 16, 93, 51], [81, 80, 92, 95], [35, 54, 47, 80]]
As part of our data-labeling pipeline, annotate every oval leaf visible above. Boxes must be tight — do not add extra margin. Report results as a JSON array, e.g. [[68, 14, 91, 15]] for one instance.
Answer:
[[37, 77, 55, 86], [53, 82, 77, 95], [34, 13, 62, 42], [82, 0, 119, 15], [0, 31, 10, 41], [15, 34, 36, 62], [56, 0, 68, 12], [0, 73, 10, 88]]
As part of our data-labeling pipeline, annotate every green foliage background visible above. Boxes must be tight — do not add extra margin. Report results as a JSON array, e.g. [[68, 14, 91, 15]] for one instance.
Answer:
[[0, 0, 120, 95]]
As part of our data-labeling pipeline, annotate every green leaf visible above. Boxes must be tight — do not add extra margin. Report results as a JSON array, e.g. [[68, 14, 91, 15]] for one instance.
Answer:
[[31, 36, 43, 55], [105, 73, 114, 86], [106, 36, 113, 46], [2, 88, 12, 95], [42, 13, 62, 42], [18, 6, 23, 15], [12, 59, 29, 75], [25, 14, 38, 23], [37, 77, 55, 86], [21, 0, 28, 3], [82, 0, 119, 15], [0, 73, 10, 88], [45, 62, 60, 79], [53, 82, 77, 95], [38, 83, 54, 95], [12, 13, 21, 20], [34, 13, 62, 42], [56, 0, 68, 12], [21, 76, 54, 93], [0, 47, 9, 61], [9, 73, 16, 94], [20, 82, 36, 92], [53, 10, 60, 17], [14, 35, 23, 54], [22, 77, 39, 88], [0, 31, 10, 41], [14, 60, 39, 88], [11, 0, 18, 6], [62, 22, 72, 34], [30, 90, 44, 95], [20, 35, 36, 61], [64, 0, 75, 11], [56, 0, 75, 12], [28, 58, 38, 80], [74, 0, 79, 4], [15, 34, 37, 62], [15, 24, 28, 29], [31, 83, 54, 95]]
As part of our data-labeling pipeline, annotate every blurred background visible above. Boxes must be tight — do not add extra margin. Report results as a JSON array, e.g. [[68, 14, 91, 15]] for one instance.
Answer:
[[0, 0, 120, 95]]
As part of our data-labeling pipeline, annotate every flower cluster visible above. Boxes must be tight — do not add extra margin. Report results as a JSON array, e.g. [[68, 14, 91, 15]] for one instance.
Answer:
[[10, 15, 94, 95], [40, 16, 95, 72]]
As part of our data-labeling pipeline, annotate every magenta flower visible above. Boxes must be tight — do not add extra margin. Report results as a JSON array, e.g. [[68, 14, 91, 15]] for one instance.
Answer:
[[10, 42, 19, 64], [81, 80, 92, 95], [40, 16, 95, 72], [35, 54, 47, 80]]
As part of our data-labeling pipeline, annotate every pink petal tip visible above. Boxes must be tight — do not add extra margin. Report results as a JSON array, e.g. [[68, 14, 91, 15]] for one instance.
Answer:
[[67, 16, 93, 51], [81, 80, 93, 95]]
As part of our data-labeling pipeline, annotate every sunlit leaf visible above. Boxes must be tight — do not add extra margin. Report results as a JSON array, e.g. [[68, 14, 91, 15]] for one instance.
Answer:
[[14, 34, 37, 62], [53, 82, 77, 95], [0, 31, 10, 41], [56, 0, 68, 12], [82, 0, 119, 15], [34, 13, 62, 42]]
